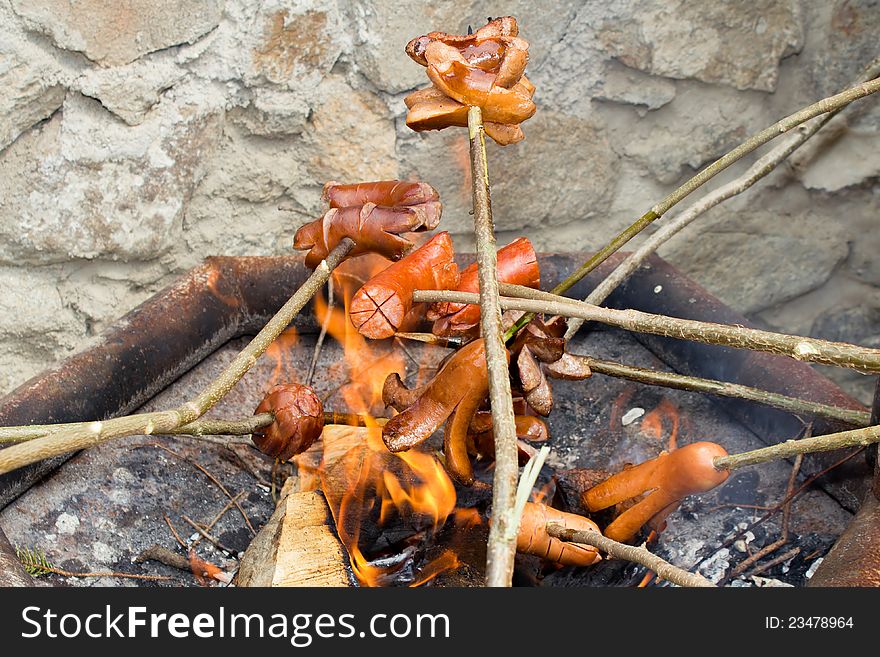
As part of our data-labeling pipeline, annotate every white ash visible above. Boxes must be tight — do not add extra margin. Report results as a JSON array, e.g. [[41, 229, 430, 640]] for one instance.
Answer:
[[621, 407, 645, 426], [733, 531, 756, 553], [730, 576, 793, 588], [805, 557, 824, 580]]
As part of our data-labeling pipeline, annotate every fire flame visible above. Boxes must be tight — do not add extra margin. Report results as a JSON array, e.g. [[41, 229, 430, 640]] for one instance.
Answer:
[[264, 327, 299, 390], [640, 398, 680, 450], [314, 256, 458, 586]]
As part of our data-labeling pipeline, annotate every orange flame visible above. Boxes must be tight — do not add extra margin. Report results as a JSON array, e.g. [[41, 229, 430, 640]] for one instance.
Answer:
[[640, 398, 680, 450], [322, 426, 457, 587], [264, 327, 300, 390], [315, 256, 404, 414], [314, 257, 458, 586]]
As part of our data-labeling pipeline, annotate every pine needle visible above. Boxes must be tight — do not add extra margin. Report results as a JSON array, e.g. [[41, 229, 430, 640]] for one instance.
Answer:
[[16, 545, 54, 577]]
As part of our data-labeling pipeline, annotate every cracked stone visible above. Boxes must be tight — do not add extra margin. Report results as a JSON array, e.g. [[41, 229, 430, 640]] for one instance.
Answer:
[[660, 208, 848, 314], [12, 0, 223, 66]]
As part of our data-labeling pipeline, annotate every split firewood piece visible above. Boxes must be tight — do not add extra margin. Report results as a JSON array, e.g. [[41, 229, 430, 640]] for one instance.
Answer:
[[583, 442, 730, 543], [234, 484, 351, 587], [382, 338, 503, 485], [294, 180, 442, 269], [404, 16, 536, 145], [516, 502, 602, 567], [430, 237, 540, 335], [251, 383, 325, 461], [349, 231, 459, 339]]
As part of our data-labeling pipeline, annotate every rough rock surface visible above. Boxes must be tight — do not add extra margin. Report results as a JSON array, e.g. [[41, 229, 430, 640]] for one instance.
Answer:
[[11, 0, 224, 66], [0, 0, 878, 402]]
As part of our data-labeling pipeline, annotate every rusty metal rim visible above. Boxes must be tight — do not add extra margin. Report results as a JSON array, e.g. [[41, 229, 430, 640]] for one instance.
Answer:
[[0, 253, 872, 586]]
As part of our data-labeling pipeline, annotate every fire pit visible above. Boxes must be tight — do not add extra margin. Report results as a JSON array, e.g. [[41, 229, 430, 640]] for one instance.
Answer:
[[0, 252, 869, 587]]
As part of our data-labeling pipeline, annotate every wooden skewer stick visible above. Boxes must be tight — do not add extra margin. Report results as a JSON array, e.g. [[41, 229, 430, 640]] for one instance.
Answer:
[[412, 287, 880, 373], [546, 525, 716, 587], [0, 411, 390, 446], [566, 355, 871, 427], [714, 425, 880, 471], [503, 74, 880, 342], [467, 106, 520, 588], [565, 58, 880, 340]]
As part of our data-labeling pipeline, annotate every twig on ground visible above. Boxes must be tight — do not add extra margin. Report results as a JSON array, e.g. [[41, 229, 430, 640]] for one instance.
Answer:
[[191, 492, 245, 549], [467, 106, 520, 588], [742, 547, 801, 581], [565, 59, 880, 339], [147, 443, 254, 535], [16, 545, 171, 581], [546, 525, 716, 587], [163, 515, 187, 549], [134, 545, 191, 571], [0, 239, 355, 475], [721, 454, 803, 585], [569, 355, 870, 426], [181, 515, 237, 554], [415, 287, 880, 373]]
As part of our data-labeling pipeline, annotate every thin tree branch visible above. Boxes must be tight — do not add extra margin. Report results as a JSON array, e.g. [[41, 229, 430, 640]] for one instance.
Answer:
[[0, 414, 274, 444], [0, 239, 355, 476], [503, 74, 880, 342], [414, 287, 880, 373], [467, 106, 520, 588], [565, 58, 880, 339], [714, 425, 880, 471], [565, 355, 870, 427], [546, 525, 716, 587]]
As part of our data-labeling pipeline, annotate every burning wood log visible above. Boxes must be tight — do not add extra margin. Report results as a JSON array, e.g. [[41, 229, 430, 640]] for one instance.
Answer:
[[350, 231, 459, 340], [319, 424, 459, 587]]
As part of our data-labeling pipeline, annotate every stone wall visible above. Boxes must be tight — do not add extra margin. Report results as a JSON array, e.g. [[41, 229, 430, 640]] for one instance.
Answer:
[[0, 0, 878, 401]]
